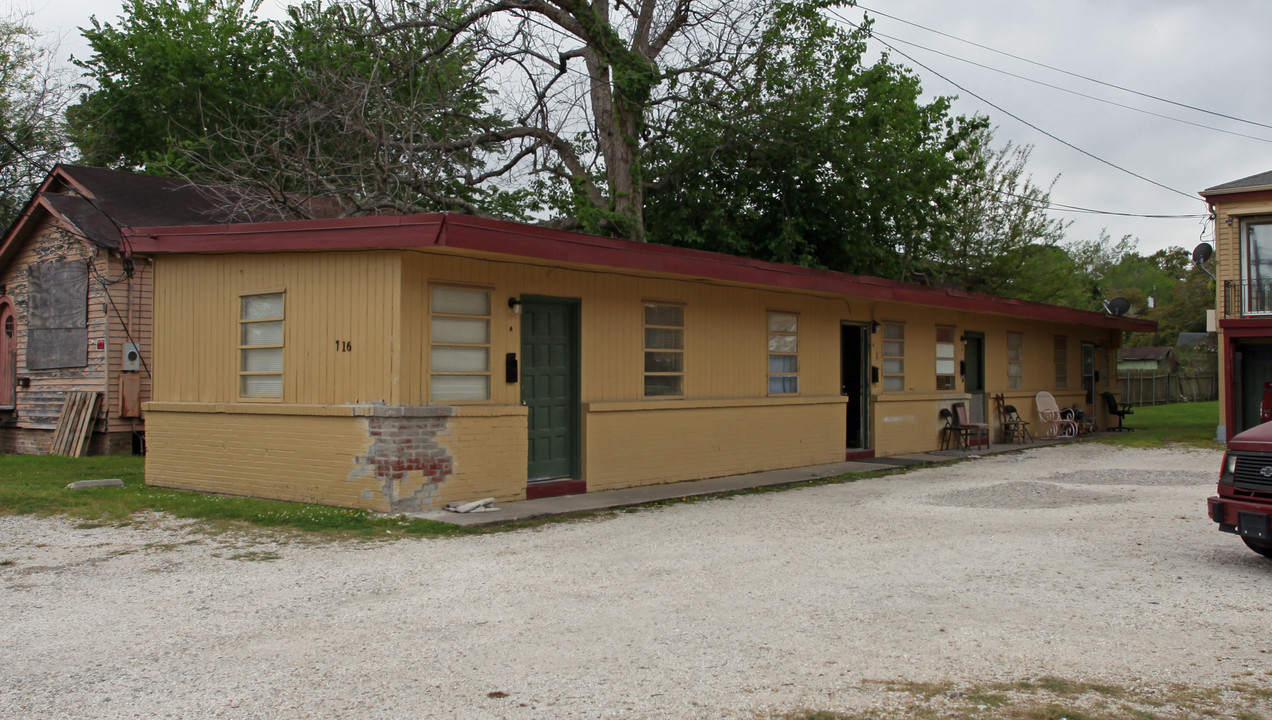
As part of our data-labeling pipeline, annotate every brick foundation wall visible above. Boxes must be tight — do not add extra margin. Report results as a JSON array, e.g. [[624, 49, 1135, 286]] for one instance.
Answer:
[[360, 408, 455, 513], [0, 427, 137, 456]]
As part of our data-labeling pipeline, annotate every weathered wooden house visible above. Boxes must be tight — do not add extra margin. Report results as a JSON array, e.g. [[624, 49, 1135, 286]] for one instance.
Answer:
[[0, 165, 286, 454], [126, 213, 1153, 511]]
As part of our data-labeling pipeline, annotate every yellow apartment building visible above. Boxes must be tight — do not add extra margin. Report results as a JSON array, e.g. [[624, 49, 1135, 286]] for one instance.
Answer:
[[127, 213, 1152, 511]]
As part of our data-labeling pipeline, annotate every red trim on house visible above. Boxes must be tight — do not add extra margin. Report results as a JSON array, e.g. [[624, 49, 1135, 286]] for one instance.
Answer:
[[1201, 187, 1272, 204], [1222, 331, 1233, 441], [1218, 318, 1272, 333], [526, 478, 586, 500], [126, 212, 1156, 331], [1219, 316, 1272, 442]]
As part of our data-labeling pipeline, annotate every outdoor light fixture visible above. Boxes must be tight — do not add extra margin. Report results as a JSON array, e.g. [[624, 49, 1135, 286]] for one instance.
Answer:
[[871, 321, 880, 333], [1226, 216, 1235, 226], [507, 297, 523, 314]]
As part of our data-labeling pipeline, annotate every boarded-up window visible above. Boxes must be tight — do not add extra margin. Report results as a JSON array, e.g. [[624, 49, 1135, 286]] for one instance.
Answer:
[[27, 261, 88, 369]]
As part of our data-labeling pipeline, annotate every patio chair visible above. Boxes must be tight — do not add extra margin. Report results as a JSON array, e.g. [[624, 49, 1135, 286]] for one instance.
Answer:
[[994, 393, 1032, 444], [939, 408, 969, 450], [1101, 391, 1134, 431], [952, 402, 990, 450], [1035, 391, 1078, 439]]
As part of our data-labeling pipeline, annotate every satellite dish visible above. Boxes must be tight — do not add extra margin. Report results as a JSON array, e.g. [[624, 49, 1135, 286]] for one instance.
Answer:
[[1103, 297, 1131, 316], [1192, 242, 1213, 266]]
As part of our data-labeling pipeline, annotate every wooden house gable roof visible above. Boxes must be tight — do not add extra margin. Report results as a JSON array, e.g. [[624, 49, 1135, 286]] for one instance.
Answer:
[[0, 165, 294, 269]]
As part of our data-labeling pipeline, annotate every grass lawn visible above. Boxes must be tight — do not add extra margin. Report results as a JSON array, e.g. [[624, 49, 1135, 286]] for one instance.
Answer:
[[1093, 399, 1223, 450], [0, 453, 487, 538]]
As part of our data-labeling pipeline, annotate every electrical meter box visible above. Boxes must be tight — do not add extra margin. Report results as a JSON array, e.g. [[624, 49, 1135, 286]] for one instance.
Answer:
[[122, 342, 142, 372]]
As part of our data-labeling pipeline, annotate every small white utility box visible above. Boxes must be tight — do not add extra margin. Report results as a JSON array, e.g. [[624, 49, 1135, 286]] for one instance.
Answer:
[[122, 342, 142, 372]]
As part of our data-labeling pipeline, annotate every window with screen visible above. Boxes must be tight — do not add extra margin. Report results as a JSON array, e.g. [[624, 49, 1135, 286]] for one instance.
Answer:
[[767, 312, 798, 394], [936, 326, 956, 390], [882, 322, 904, 391], [239, 292, 284, 399], [1007, 332, 1023, 390], [1054, 335, 1068, 389], [643, 303, 684, 397], [431, 286, 491, 402]]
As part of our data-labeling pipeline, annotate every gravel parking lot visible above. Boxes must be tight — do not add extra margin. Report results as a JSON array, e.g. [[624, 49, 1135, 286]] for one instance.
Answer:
[[3, 444, 1270, 719]]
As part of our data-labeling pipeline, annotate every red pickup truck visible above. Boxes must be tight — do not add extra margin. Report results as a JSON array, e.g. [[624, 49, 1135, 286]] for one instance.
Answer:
[[1208, 422, 1272, 559]]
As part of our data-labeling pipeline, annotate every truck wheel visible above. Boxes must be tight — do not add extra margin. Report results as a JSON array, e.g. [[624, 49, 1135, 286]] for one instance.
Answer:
[[1243, 537, 1272, 559]]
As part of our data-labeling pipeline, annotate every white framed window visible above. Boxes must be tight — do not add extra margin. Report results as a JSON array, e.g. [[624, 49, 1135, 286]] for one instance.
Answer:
[[643, 303, 684, 397], [431, 286, 491, 402], [239, 291, 284, 399], [1007, 332, 1023, 390], [1054, 335, 1068, 390], [882, 322, 904, 392], [936, 326, 956, 390], [767, 312, 798, 394]]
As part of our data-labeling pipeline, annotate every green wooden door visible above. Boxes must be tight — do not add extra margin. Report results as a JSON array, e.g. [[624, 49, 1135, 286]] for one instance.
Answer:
[[521, 299, 579, 481]]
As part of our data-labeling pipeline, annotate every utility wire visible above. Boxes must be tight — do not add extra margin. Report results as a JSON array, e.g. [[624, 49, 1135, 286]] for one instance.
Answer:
[[865, 28, 1272, 145], [829, 10, 1200, 203], [969, 182, 1205, 219], [853, 3, 1272, 132]]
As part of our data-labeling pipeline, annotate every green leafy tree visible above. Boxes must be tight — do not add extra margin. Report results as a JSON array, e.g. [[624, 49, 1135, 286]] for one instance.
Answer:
[[933, 125, 1070, 295], [643, 6, 980, 279], [67, 0, 521, 217], [1, 14, 72, 227], [67, 0, 281, 172]]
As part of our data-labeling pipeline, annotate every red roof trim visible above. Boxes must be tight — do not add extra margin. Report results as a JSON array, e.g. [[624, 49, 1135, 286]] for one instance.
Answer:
[[127, 212, 1155, 331], [1202, 187, 1272, 204], [1218, 317, 1272, 336]]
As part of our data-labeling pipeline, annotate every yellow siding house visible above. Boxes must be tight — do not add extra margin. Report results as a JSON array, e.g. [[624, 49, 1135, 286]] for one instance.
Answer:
[[1202, 170, 1272, 440], [127, 214, 1153, 511]]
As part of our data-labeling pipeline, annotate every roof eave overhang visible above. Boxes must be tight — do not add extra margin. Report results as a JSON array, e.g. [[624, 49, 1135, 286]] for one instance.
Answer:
[[1201, 186, 1272, 205], [126, 212, 1157, 333]]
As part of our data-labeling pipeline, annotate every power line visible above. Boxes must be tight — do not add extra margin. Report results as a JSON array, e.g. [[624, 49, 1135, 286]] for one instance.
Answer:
[[853, 3, 1272, 132], [865, 28, 1272, 145], [969, 182, 1205, 219], [828, 10, 1200, 203]]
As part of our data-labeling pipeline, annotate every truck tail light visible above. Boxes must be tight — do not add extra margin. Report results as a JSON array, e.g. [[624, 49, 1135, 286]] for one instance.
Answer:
[[1220, 452, 1237, 486]]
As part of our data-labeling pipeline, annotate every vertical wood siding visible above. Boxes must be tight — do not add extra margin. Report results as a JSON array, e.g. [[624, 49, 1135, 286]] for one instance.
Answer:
[[148, 246, 1127, 507], [152, 252, 401, 405]]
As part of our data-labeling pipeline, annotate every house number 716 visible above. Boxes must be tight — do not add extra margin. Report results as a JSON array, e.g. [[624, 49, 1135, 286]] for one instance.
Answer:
[[335, 340, 352, 352]]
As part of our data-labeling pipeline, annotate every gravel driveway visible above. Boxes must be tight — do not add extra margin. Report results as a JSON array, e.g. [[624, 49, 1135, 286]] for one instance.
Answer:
[[3, 444, 1270, 719]]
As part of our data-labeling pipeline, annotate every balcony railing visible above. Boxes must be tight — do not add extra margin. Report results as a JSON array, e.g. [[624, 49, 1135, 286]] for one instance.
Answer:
[[1223, 280, 1272, 317]]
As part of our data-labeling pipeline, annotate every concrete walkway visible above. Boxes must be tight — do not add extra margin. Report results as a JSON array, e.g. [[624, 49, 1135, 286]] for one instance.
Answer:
[[416, 433, 1108, 527]]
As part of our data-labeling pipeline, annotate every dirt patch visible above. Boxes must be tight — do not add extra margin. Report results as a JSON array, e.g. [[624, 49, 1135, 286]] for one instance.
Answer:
[[926, 480, 1123, 509]]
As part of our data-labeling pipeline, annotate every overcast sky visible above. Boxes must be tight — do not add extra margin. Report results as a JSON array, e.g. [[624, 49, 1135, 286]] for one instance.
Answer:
[[21, 0, 1272, 257]]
